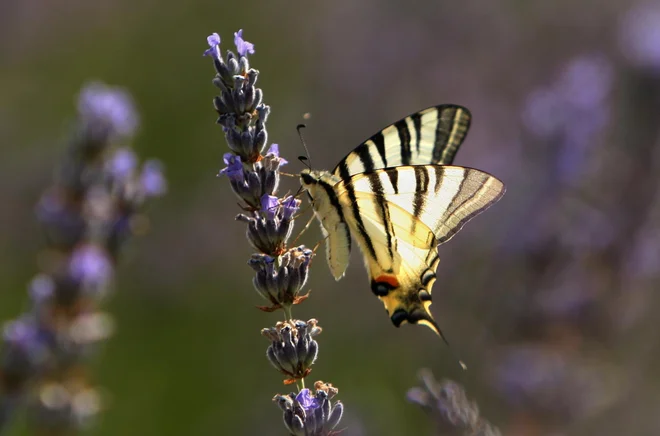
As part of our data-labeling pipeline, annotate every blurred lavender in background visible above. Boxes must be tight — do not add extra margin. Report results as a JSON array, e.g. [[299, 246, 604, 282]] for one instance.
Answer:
[[408, 369, 500, 436], [0, 82, 165, 433], [483, 6, 660, 435]]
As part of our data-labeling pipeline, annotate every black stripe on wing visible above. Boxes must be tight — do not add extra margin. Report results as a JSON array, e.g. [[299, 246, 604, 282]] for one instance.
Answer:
[[336, 162, 378, 261], [433, 105, 471, 165], [332, 104, 472, 178], [395, 118, 412, 165], [365, 172, 396, 262]]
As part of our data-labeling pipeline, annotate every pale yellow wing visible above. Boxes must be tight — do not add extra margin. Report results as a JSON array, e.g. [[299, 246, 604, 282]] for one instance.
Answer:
[[300, 170, 352, 280]]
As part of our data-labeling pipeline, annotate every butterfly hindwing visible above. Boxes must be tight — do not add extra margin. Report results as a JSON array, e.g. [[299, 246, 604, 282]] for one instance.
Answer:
[[332, 165, 504, 335], [332, 105, 471, 178], [303, 172, 352, 280]]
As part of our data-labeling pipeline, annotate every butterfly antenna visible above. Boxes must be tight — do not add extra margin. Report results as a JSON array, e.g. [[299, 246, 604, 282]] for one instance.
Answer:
[[297, 124, 312, 170]]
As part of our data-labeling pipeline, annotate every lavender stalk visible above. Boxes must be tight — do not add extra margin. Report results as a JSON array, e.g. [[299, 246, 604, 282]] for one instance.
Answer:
[[204, 30, 343, 435], [0, 82, 166, 434]]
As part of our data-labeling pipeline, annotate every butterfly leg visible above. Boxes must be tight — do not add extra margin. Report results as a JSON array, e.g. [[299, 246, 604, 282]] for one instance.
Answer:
[[290, 211, 316, 246]]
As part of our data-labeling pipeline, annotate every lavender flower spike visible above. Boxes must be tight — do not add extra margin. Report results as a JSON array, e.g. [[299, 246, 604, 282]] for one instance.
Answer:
[[205, 30, 343, 435]]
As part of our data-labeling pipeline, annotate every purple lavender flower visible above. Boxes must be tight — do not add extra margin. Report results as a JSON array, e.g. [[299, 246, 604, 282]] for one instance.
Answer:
[[28, 275, 55, 304], [234, 29, 255, 57], [282, 196, 300, 220], [77, 82, 139, 138], [2, 317, 49, 379], [265, 143, 288, 166], [3, 319, 39, 351], [218, 153, 244, 182], [619, 3, 660, 70], [69, 245, 113, 294], [261, 194, 279, 220], [296, 389, 320, 411], [107, 148, 138, 182], [204, 32, 221, 58], [140, 160, 168, 197]]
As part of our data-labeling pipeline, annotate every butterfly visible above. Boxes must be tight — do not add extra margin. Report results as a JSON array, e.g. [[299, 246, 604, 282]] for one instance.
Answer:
[[299, 105, 505, 341]]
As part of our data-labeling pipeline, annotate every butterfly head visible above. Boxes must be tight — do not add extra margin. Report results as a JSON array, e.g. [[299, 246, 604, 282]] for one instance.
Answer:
[[299, 168, 320, 187], [300, 169, 343, 200]]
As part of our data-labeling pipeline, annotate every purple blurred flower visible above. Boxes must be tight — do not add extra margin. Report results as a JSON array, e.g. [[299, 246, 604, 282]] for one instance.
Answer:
[[557, 56, 613, 110], [234, 29, 255, 57], [69, 245, 113, 290], [296, 389, 320, 412], [204, 32, 221, 58], [261, 194, 279, 220], [28, 274, 55, 303], [282, 196, 300, 220], [107, 148, 138, 181], [620, 3, 660, 70], [140, 160, 167, 197], [78, 82, 139, 137], [522, 88, 566, 137], [218, 153, 244, 182], [3, 318, 39, 348]]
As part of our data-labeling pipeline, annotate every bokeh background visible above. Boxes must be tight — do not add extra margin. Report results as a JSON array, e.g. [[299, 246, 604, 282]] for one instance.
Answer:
[[2, 0, 660, 434]]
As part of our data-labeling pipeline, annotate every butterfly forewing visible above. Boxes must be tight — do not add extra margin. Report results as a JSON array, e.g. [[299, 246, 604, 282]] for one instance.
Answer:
[[332, 105, 471, 178]]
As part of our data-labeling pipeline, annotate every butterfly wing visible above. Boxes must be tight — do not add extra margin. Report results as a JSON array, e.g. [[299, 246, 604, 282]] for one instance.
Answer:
[[334, 165, 505, 336], [332, 105, 471, 178], [301, 171, 352, 281]]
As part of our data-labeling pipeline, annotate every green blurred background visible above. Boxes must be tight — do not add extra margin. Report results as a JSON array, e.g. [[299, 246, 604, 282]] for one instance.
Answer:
[[2, 0, 660, 435]]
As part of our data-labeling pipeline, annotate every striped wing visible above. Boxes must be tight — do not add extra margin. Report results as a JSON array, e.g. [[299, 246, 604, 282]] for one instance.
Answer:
[[332, 105, 471, 179], [333, 165, 505, 337]]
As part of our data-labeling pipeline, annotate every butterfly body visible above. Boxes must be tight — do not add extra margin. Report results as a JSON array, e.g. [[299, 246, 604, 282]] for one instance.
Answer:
[[300, 105, 505, 338]]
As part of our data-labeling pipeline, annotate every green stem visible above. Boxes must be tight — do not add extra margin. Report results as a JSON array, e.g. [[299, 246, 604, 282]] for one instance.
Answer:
[[283, 305, 293, 322]]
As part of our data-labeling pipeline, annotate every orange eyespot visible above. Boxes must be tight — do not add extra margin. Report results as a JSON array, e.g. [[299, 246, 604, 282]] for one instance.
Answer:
[[375, 275, 399, 288]]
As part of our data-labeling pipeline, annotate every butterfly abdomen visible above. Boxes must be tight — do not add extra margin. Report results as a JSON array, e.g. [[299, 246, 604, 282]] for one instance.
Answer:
[[371, 272, 439, 329]]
